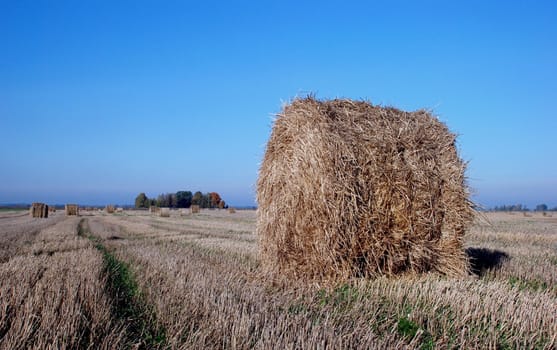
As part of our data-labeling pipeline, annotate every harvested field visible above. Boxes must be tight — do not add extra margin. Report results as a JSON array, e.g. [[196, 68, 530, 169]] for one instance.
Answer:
[[1, 210, 556, 349], [0, 213, 126, 349], [257, 97, 474, 281]]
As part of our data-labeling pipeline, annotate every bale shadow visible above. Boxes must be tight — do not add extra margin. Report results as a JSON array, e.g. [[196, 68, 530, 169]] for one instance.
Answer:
[[466, 247, 510, 276]]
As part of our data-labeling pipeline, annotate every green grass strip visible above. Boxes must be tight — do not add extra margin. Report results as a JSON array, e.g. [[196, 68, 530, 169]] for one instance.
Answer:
[[78, 219, 167, 349]]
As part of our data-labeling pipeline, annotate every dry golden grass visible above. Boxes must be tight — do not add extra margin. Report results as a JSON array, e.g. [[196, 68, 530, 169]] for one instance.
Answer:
[[0, 215, 126, 349], [1, 210, 556, 349], [159, 207, 170, 218], [0, 212, 65, 263]]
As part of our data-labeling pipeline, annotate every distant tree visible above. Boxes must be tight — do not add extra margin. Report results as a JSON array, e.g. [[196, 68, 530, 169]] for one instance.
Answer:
[[209, 192, 222, 208], [168, 193, 177, 208], [135, 193, 149, 208], [156, 193, 177, 208], [192, 191, 203, 206], [156, 194, 167, 207], [492, 204, 530, 212], [535, 204, 548, 212], [176, 191, 193, 208], [200, 193, 211, 208], [162, 190, 227, 209]]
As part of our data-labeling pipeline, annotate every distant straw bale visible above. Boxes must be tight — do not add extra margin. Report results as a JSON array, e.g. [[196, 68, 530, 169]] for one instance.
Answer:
[[191, 205, 200, 214], [257, 97, 474, 281], [105, 205, 115, 214], [150, 206, 160, 214], [30, 203, 48, 218], [228, 207, 236, 214], [159, 207, 170, 217], [65, 204, 79, 216]]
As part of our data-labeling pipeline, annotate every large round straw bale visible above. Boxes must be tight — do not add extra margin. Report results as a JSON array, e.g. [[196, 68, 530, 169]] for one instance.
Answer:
[[257, 97, 474, 280]]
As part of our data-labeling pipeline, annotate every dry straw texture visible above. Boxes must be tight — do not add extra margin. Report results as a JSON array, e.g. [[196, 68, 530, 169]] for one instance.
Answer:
[[191, 205, 200, 214], [159, 207, 170, 217], [30, 202, 48, 218], [65, 204, 79, 216], [257, 97, 474, 281]]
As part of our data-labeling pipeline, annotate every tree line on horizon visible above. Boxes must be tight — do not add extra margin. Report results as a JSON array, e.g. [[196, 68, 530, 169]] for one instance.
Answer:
[[134, 191, 227, 209], [490, 203, 556, 212]]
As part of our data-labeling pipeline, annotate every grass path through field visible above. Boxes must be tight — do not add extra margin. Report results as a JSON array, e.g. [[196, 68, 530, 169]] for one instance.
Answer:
[[83, 211, 557, 349], [0, 216, 126, 349], [1, 211, 556, 349]]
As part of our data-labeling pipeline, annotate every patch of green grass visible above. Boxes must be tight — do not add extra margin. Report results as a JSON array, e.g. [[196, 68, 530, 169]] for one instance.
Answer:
[[508, 276, 549, 292], [397, 317, 434, 350], [0, 208, 27, 212], [397, 316, 420, 339], [79, 219, 166, 348], [317, 283, 359, 308], [497, 333, 513, 350], [99, 246, 167, 347]]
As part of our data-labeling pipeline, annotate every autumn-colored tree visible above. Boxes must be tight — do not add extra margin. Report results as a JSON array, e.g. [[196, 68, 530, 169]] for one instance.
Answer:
[[147, 190, 225, 209], [209, 192, 222, 208]]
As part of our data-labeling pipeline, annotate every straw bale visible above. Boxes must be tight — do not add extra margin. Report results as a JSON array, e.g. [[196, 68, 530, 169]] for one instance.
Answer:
[[228, 207, 236, 214], [105, 205, 115, 214], [65, 204, 79, 216], [191, 205, 200, 214], [159, 207, 170, 217], [257, 97, 474, 281], [30, 203, 49, 218]]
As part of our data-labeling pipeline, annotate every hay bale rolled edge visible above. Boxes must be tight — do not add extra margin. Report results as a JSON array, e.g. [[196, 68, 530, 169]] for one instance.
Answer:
[[30, 202, 48, 218], [159, 207, 170, 217], [191, 205, 200, 214], [256, 97, 475, 281], [65, 204, 79, 216]]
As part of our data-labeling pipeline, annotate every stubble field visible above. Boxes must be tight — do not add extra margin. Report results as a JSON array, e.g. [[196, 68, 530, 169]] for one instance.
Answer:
[[1, 209, 556, 349]]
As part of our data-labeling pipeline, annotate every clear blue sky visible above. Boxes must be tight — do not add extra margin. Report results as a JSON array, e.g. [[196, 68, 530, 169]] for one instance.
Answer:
[[1, 0, 556, 208]]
